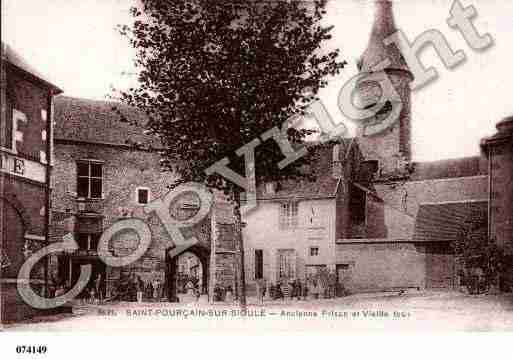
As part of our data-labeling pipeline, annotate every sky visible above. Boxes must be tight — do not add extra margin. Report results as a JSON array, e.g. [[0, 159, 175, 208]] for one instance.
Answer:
[[2, 0, 513, 162]]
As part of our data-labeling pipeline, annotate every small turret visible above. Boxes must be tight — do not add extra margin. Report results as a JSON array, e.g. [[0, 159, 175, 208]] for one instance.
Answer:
[[359, 0, 410, 73], [355, 0, 413, 177]]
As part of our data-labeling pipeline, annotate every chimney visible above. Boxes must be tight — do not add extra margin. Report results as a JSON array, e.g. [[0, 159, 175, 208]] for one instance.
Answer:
[[496, 116, 513, 135]]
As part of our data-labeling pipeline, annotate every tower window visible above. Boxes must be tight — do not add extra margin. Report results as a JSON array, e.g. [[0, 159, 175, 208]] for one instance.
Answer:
[[309, 247, 320, 257], [350, 184, 367, 225]]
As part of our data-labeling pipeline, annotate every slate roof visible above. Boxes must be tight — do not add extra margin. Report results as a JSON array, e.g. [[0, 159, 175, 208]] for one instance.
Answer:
[[54, 96, 159, 148], [359, 0, 410, 73], [1, 42, 62, 94], [251, 139, 353, 201], [410, 156, 488, 181]]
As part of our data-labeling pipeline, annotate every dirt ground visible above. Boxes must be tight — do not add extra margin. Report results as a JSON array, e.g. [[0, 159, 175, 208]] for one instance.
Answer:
[[4, 290, 513, 332]]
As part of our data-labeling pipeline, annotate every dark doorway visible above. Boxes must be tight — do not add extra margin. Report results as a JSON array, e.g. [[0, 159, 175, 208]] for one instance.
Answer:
[[1, 198, 26, 279], [69, 257, 106, 299], [165, 245, 210, 302], [255, 250, 263, 280], [425, 242, 455, 289]]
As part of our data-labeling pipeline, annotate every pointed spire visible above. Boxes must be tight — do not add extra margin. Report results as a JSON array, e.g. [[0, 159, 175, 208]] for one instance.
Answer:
[[359, 0, 410, 73]]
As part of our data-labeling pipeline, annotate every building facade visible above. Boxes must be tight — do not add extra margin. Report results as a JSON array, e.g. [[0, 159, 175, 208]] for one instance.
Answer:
[[242, 0, 503, 294], [1, 43, 62, 323], [242, 145, 343, 293], [50, 96, 238, 302]]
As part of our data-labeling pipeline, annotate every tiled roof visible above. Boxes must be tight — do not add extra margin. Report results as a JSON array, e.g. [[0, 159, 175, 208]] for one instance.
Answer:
[[413, 200, 487, 241], [1, 42, 62, 94], [410, 156, 488, 181], [54, 96, 160, 148]]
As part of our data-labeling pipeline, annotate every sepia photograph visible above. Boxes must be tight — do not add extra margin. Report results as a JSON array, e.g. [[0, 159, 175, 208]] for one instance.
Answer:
[[1, 0, 512, 357]]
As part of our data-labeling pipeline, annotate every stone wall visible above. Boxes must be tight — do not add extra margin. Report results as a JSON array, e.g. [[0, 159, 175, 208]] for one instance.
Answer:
[[336, 174, 488, 292], [51, 142, 178, 298], [485, 121, 513, 252], [348, 175, 489, 240], [51, 141, 240, 300], [209, 201, 237, 294], [355, 72, 412, 175], [336, 240, 454, 291]]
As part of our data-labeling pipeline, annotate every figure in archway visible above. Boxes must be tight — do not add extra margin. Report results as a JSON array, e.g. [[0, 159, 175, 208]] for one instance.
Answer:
[[165, 245, 210, 302]]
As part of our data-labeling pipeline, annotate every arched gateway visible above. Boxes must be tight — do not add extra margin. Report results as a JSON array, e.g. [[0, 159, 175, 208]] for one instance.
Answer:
[[163, 199, 238, 303], [165, 242, 210, 302]]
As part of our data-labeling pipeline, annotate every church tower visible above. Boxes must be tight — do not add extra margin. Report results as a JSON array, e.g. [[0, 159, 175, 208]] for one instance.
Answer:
[[355, 0, 413, 177]]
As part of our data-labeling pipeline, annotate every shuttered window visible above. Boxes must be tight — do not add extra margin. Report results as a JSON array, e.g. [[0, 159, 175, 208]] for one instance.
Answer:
[[279, 202, 298, 229]]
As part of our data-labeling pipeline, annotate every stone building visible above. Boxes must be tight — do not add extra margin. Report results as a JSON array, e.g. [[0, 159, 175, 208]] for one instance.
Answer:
[[242, 0, 500, 293], [50, 96, 237, 302], [1, 42, 62, 322], [482, 116, 513, 254]]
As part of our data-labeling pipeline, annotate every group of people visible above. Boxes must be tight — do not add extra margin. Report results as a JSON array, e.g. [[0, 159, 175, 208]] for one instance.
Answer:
[[111, 273, 162, 303], [256, 275, 342, 302], [213, 284, 234, 302], [46, 273, 105, 303], [184, 280, 203, 301]]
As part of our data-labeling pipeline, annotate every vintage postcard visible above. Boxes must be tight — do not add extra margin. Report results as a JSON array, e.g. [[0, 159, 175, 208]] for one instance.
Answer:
[[1, 0, 512, 356]]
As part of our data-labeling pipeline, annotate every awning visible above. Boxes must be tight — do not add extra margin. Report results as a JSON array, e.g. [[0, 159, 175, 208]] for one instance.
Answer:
[[413, 200, 488, 242]]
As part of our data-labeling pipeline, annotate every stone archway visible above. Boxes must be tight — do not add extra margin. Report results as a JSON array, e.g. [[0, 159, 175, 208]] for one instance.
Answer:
[[1, 197, 27, 278], [165, 243, 210, 302]]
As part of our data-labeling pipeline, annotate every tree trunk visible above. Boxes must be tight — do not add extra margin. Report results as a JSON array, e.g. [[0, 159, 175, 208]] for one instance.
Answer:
[[233, 190, 247, 310]]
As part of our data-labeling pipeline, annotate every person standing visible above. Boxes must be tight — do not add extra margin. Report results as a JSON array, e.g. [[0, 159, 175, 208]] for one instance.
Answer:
[[94, 274, 103, 303], [194, 283, 201, 302], [302, 280, 308, 300], [225, 286, 233, 302], [256, 278, 265, 304], [312, 280, 319, 299], [136, 276, 144, 303], [295, 279, 302, 301], [152, 278, 160, 301]]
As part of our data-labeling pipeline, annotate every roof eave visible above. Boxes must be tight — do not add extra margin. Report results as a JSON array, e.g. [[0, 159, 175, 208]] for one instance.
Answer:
[[4, 60, 63, 95]]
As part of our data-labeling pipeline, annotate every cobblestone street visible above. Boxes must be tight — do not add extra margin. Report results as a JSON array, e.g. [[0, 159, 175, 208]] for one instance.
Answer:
[[4, 291, 513, 332]]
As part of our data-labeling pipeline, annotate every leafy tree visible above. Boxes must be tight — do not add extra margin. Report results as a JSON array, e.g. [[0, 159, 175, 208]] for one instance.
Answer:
[[453, 216, 509, 293], [115, 0, 346, 306]]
